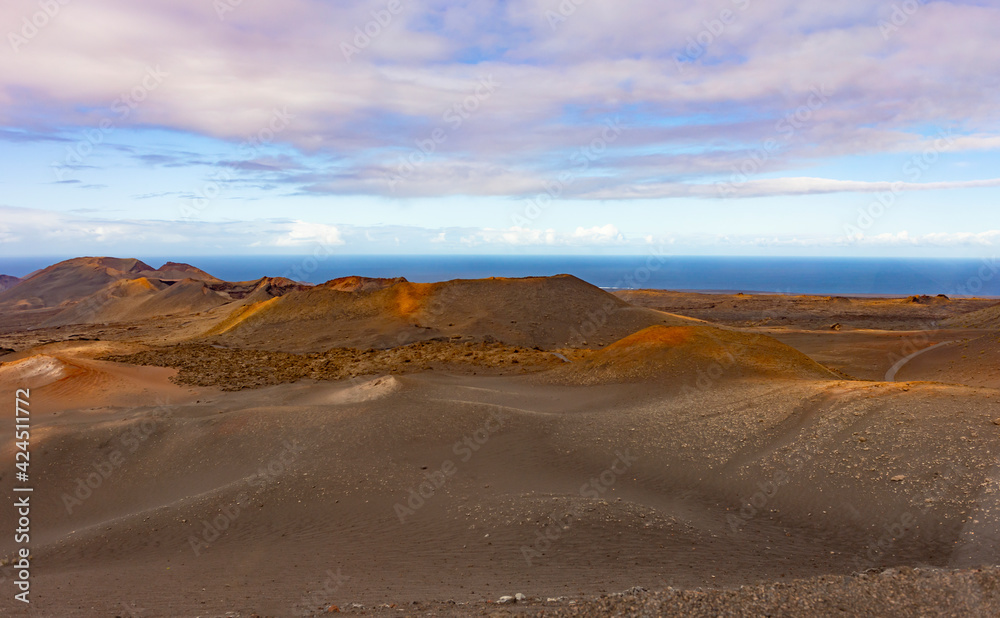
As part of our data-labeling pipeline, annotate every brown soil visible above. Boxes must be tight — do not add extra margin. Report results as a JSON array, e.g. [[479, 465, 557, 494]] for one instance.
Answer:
[[617, 289, 998, 330], [0, 261, 998, 617]]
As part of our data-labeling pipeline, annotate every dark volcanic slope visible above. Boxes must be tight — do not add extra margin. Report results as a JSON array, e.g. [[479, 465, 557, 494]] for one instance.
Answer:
[[0, 274, 21, 292], [210, 274, 698, 352], [41, 278, 233, 327], [0, 257, 154, 309]]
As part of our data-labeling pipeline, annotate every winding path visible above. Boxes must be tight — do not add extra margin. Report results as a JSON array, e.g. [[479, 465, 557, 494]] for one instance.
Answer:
[[884, 340, 954, 382]]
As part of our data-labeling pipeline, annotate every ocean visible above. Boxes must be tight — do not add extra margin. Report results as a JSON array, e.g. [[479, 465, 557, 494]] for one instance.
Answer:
[[2, 256, 999, 297]]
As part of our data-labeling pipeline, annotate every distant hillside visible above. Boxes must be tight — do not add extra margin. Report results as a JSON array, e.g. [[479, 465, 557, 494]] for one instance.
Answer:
[[946, 301, 1000, 329], [40, 275, 302, 328], [211, 274, 698, 352], [0, 275, 21, 293], [0, 257, 220, 310], [41, 278, 226, 327], [135, 261, 221, 283]]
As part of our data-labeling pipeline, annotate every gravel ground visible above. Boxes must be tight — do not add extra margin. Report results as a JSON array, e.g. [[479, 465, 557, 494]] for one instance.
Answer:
[[320, 567, 1000, 617]]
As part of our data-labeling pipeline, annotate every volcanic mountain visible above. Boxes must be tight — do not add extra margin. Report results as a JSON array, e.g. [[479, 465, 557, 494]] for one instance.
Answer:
[[555, 324, 838, 386], [0, 257, 218, 310], [209, 274, 699, 352], [40, 278, 231, 327], [37, 275, 303, 329]]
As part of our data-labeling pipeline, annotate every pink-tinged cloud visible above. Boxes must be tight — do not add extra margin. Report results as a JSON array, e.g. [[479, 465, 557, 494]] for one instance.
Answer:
[[0, 0, 998, 199]]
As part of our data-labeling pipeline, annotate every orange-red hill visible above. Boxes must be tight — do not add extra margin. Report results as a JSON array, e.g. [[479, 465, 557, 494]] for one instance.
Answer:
[[553, 324, 838, 385], [211, 274, 697, 352]]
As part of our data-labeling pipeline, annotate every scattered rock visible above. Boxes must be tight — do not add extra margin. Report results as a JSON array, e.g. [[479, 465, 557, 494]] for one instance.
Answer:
[[515, 593, 527, 602], [891, 475, 906, 482], [993, 419, 1000, 426], [830, 323, 842, 331], [498, 595, 516, 604]]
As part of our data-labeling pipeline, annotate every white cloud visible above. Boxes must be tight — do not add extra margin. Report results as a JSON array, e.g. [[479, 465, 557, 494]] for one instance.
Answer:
[[847, 230, 1000, 247], [581, 177, 1000, 200], [1, 206, 998, 258], [572, 224, 625, 243], [461, 226, 557, 246], [273, 220, 345, 247]]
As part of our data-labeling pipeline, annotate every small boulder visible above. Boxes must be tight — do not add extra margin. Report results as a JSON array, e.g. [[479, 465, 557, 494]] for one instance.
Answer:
[[498, 596, 516, 604]]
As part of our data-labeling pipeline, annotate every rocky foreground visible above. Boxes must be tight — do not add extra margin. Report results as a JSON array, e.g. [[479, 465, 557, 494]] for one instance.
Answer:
[[322, 567, 999, 617]]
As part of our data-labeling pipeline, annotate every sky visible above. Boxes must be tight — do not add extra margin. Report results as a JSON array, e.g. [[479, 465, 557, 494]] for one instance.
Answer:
[[1, 0, 999, 258]]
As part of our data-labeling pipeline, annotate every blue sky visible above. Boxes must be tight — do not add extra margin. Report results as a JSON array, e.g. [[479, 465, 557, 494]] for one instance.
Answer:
[[1, 0, 999, 257]]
